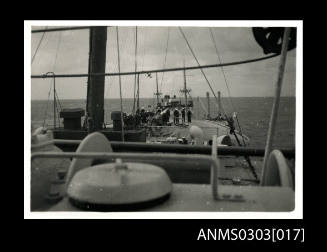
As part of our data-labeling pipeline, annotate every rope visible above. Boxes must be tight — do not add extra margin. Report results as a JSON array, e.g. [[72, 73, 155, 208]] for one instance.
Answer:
[[31, 53, 279, 79], [116, 27, 125, 142], [159, 27, 170, 93], [31, 27, 47, 64]]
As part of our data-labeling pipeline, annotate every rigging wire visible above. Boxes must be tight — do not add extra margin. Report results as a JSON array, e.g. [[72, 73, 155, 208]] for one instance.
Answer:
[[139, 28, 147, 103], [104, 27, 120, 120], [159, 27, 170, 93], [86, 27, 93, 113], [104, 27, 112, 119], [116, 27, 125, 142], [118, 27, 135, 113], [104, 75, 112, 124], [31, 53, 280, 79], [32, 26, 93, 33], [209, 28, 246, 145], [104, 32, 118, 122], [53, 31, 62, 71], [208, 28, 234, 112], [141, 27, 147, 72], [137, 27, 148, 109], [179, 27, 228, 118], [50, 32, 63, 127], [207, 29, 254, 177], [132, 26, 138, 114], [178, 27, 222, 113], [31, 27, 47, 64]]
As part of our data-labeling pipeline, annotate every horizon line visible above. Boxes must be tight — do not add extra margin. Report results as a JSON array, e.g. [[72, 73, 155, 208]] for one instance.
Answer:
[[31, 96, 296, 101]]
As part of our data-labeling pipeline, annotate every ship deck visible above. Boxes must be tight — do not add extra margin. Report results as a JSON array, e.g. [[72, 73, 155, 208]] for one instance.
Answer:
[[47, 184, 294, 212], [143, 119, 260, 185], [52, 119, 292, 186], [146, 119, 246, 143]]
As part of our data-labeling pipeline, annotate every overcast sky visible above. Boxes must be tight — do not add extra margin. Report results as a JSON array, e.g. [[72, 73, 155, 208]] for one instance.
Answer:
[[30, 26, 296, 100]]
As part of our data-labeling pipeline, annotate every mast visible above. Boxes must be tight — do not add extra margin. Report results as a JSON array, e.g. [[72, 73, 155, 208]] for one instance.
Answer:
[[53, 76, 56, 128], [206, 91, 210, 119], [154, 72, 161, 106], [137, 74, 140, 111], [116, 26, 124, 142], [217, 91, 221, 116], [197, 96, 200, 119], [86, 28, 92, 116], [183, 68, 187, 112], [86, 26, 107, 132], [180, 62, 191, 112]]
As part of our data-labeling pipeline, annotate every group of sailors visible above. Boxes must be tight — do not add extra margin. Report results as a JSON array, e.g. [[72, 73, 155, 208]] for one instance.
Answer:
[[135, 106, 192, 126], [173, 107, 192, 125], [135, 108, 152, 124]]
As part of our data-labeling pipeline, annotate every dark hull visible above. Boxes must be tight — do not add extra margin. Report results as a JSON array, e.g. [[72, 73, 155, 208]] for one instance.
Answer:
[[53, 128, 146, 144]]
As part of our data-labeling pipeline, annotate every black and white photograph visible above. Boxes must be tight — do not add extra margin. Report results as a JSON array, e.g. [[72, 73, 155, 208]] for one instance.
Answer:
[[25, 21, 302, 218]]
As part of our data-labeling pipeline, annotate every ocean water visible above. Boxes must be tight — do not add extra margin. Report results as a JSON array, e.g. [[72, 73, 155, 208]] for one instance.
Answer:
[[31, 97, 295, 149]]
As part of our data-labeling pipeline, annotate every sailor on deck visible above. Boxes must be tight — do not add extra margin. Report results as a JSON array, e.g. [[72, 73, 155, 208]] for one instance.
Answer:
[[227, 116, 235, 134], [140, 107, 146, 124], [187, 109, 192, 123], [173, 108, 179, 125], [181, 108, 186, 124], [166, 108, 170, 123]]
